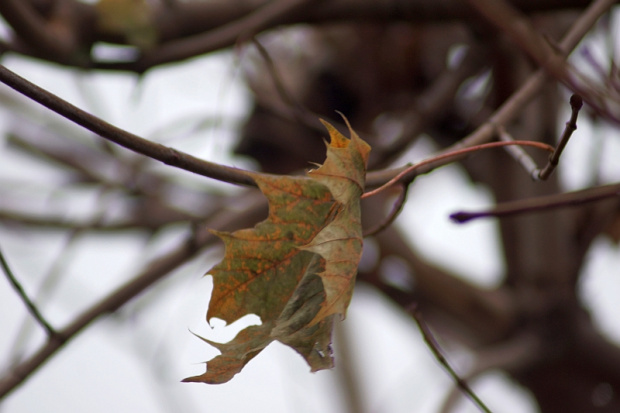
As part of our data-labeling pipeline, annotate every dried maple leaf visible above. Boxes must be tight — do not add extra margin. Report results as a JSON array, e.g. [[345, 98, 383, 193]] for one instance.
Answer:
[[183, 119, 370, 384]]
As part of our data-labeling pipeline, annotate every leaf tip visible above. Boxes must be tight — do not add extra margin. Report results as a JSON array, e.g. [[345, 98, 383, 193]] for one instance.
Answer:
[[319, 118, 348, 148]]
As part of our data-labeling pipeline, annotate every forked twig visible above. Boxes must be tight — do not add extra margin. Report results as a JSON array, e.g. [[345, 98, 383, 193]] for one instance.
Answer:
[[495, 125, 541, 180], [362, 140, 554, 199], [538, 94, 583, 179], [408, 304, 493, 413], [494, 94, 583, 180], [0, 246, 57, 338]]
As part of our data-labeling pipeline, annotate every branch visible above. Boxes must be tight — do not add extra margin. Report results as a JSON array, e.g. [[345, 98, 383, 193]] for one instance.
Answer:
[[6, 131, 210, 225], [439, 333, 541, 413], [450, 182, 620, 223], [0, 0, 610, 193], [0, 209, 188, 232], [98, 0, 315, 72], [495, 125, 541, 180], [0, 246, 57, 338], [494, 94, 583, 180], [363, 141, 554, 198], [0, 1, 601, 71], [409, 305, 493, 413], [0, 64, 257, 187], [363, 185, 408, 236], [538, 94, 583, 179]]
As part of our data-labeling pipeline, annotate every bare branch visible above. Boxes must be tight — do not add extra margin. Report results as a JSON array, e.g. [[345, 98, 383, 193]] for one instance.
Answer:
[[450, 182, 620, 223], [363, 141, 553, 198], [0, 64, 257, 188], [495, 125, 541, 180], [0, 246, 57, 338], [409, 304, 493, 413], [493, 94, 583, 180], [538, 94, 583, 179], [100, 0, 315, 72], [440, 333, 541, 413], [0, 1, 602, 71], [363, 185, 408, 236], [249, 37, 328, 134]]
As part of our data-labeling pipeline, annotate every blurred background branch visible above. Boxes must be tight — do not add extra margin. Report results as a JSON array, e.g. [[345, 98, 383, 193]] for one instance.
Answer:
[[1, 1, 620, 412]]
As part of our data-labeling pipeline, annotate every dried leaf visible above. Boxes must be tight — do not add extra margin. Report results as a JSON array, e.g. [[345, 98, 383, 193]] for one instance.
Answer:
[[184, 119, 370, 384]]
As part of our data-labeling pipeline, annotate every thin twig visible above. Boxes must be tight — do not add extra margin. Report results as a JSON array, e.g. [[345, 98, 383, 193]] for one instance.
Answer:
[[439, 334, 540, 413], [363, 185, 408, 237], [0, 210, 187, 231], [363, 141, 554, 199], [0, 246, 57, 338], [408, 304, 493, 413], [450, 182, 620, 223], [494, 94, 584, 181], [0, 64, 257, 188], [251, 37, 304, 112], [250, 37, 328, 134], [538, 94, 584, 179], [7, 232, 82, 365], [495, 125, 541, 180]]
